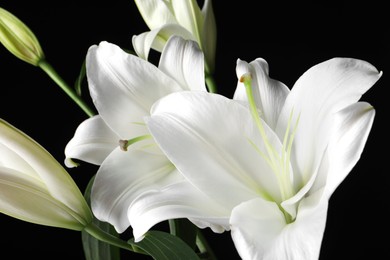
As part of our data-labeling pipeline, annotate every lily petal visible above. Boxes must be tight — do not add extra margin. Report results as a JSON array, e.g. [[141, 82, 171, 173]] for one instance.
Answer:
[[129, 180, 230, 242], [230, 198, 286, 260], [132, 0, 216, 74], [64, 115, 119, 168], [321, 102, 375, 197], [235, 58, 290, 129], [132, 24, 194, 61], [86, 41, 182, 139], [134, 0, 177, 30], [231, 188, 328, 260], [91, 146, 182, 233], [147, 91, 285, 208], [171, 0, 203, 41], [158, 35, 206, 92], [276, 58, 382, 187]]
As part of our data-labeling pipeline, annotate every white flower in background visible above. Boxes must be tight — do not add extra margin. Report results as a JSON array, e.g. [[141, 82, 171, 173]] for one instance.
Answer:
[[145, 58, 382, 259], [64, 35, 230, 237], [0, 119, 92, 231], [132, 0, 216, 74]]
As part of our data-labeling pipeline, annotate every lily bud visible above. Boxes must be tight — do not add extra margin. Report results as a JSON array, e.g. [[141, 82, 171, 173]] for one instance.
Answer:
[[0, 119, 93, 231], [0, 7, 44, 66]]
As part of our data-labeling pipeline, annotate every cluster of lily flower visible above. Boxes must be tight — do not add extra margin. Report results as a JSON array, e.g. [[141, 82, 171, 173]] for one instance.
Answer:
[[0, 1, 383, 259]]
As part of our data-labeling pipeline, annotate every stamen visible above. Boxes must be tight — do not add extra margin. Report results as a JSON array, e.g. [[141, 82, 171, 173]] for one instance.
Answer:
[[119, 134, 152, 152], [284, 111, 300, 184], [132, 122, 146, 126], [279, 110, 300, 200]]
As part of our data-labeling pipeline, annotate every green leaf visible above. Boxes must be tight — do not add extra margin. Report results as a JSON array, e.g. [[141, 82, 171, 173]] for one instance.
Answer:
[[81, 176, 121, 260], [129, 230, 201, 260]]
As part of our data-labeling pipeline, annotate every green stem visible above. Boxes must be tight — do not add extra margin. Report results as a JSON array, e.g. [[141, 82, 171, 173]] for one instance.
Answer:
[[168, 218, 197, 250], [205, 74, 217, 94], [83, 222, 138, 253], [196, 230, 217, 260], [38, 59, 95, 117]]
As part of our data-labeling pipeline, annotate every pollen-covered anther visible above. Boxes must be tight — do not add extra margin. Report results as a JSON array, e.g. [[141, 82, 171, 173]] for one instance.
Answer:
[[239, 72, 252, 84], [119, 139, 129, 151]]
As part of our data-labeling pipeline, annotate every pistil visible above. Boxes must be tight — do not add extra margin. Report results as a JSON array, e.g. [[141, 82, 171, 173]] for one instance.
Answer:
[[240, 73, 296, 203]]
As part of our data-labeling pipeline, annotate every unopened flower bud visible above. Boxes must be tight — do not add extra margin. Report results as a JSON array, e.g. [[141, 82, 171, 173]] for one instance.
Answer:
[[0, 118, 93, 231], [0, 7, 44, 66]]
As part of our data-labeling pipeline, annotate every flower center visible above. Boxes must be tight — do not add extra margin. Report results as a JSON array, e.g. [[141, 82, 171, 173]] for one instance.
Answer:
[[240, 73, 299, 206]]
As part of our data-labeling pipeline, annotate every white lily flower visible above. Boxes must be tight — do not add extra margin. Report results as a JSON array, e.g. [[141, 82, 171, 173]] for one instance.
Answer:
[[65, 35, 230, 237], [146, 57, 382, 259], [0, 119, 92, 231], [132, 0, 216, 74]]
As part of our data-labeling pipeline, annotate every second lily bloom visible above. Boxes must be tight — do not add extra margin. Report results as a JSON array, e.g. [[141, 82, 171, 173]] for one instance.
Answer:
[[65, 36, 230, 237]]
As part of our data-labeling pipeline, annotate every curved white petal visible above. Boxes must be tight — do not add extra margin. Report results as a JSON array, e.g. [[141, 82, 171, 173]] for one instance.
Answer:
[[86, 41, 182, 139], [171, 0, 202, 40], [159, 35, 206, 92], [64, 115, 119, 168], [132, 24, 194, 61], [147, 91, 285, 208], [276, 58, 382, 187], [231, 188, 328, 260], [129, 180, 230, 242], [323, 102, 375, 197], [134, 0, 177, 30], [281, 150, 325, 219], [305, 102, 376, 199], [91, 146, 182, 233], [230, 198, 286, 260], [131, 30, 163, 61], [235, 58, 290, 129]]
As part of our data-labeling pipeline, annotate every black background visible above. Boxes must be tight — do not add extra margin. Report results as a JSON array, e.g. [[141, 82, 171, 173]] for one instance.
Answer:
[[0, 1, 388, 259]]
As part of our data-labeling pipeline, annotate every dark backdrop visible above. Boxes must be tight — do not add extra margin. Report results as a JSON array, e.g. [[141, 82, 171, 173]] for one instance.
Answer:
[[0, 1, 388, 259]]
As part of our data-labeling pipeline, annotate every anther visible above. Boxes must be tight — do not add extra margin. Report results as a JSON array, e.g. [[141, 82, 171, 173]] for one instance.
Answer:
[[119, 139, 129, 151]]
